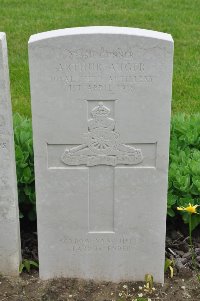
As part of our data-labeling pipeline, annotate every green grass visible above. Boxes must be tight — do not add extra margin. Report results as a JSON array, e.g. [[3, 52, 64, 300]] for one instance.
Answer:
[[0, 0, 199, 116]]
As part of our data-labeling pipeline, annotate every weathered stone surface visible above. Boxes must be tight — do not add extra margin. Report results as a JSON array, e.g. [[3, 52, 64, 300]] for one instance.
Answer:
[[29, 27, 173, 282], [0, 32, 21, 275]]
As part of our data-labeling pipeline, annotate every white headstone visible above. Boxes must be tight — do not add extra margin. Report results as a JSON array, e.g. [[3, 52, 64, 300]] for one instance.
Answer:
[[29, 27, 173, 282], [0, 32, 21, 275]]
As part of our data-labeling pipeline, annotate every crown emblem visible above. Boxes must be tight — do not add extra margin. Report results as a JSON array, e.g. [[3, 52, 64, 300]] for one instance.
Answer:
[[91, 102, 110, 117]]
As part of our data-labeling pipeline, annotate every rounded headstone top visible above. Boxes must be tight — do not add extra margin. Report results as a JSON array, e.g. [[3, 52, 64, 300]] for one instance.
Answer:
[[29, 26, 173, 44], [0, 32, 6, 41]]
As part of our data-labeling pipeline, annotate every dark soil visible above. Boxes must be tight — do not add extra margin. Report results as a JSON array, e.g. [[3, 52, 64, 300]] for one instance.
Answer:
[[21, 231, 38, 262], [0, 222, 200, 301], [0, 272, 200, 301], [166, 220, 200, 273]]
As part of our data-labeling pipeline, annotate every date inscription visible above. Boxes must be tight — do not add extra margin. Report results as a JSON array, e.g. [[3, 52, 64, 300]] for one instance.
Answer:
[[60, 236, 137, 253]]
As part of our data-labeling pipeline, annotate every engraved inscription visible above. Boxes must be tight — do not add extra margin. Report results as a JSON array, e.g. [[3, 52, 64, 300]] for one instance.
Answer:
[[0, 142, 7, 149], [0, 114, 6, 133], [63, 47, 142, 59], [51, 47, 154, 93], [60, 236, 137, 253], [61, 102, 143, 166], [58, 62, 145, 72], [0, 138, 10, 162], [62, 46, 165, 60]]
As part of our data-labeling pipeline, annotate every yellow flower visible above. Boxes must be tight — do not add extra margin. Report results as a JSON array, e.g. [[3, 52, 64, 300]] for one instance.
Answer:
[[177, 203, 199, 214]]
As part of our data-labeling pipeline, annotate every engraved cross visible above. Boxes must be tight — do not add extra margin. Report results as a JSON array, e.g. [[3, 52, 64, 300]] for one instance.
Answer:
[[48, 100, 156, 233]]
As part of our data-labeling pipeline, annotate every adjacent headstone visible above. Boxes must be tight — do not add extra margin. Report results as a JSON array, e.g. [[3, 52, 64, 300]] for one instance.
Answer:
[[0, 33, 21, 275], [29, 27, 173, 282]]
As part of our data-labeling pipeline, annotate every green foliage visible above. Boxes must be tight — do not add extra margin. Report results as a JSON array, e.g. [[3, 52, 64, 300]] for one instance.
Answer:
[[144, 274, 153, 291], [168, 114, 200, 230], [164, 258, 174, 278], [19, 259, 39, 274], [13, 113, 36, 221]]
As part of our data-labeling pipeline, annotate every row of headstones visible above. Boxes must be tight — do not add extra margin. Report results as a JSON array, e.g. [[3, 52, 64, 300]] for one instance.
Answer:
[[0, 32, 21, 276], [0, 28, 173, 282]]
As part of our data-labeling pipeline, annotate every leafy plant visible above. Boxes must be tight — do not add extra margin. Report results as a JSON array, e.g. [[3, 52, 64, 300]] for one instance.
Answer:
[[177, 204, 200, 281], [19, 259, 39, 273], [13, 113, 36, 222], [144, 274, 154, 292], [164, 258, 174, 278], [168, 114, 200, 230]]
